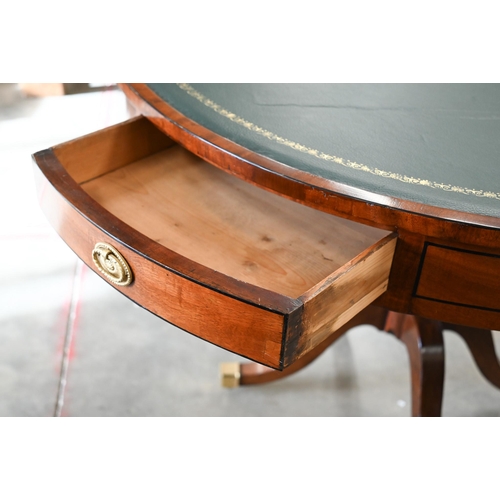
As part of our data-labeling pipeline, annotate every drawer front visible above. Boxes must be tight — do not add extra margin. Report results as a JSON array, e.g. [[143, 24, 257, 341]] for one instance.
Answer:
[[33, 117, 397, 370], [35, 169, 285, 369], [415, 242, 500, 312]]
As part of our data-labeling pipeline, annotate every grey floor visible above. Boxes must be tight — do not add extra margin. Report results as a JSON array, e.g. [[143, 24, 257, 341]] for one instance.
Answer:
[[1, 83, 500, 417]]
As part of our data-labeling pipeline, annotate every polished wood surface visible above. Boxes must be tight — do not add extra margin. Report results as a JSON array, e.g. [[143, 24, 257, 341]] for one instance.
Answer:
[[34, 158, 285, 368], [235, 311, 500, 416], [385, 312, 445, 417], [445, 324, 500, 390], [236, 305, 388, 385], [416, 243, 500, 312], [229, 306, 448, 417], [237, 307, 500, 417], [32, 85, 500, 415], [120, 84, 500, 330], [32, 116, 396, 369]]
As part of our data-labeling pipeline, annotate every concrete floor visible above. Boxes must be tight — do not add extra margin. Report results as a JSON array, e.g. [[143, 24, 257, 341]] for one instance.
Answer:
[[1, 83, 500, 417]]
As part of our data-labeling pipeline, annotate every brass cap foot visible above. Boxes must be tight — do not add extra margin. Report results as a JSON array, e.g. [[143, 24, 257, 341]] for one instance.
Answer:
[[220, 362, 241, 388]]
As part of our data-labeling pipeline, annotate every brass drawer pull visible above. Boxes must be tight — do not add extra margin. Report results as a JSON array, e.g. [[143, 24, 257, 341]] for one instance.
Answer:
[[92, 242, 133, 286]]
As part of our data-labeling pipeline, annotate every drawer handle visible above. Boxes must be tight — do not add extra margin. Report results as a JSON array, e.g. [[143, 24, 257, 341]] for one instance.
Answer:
[[91, 242, 133, 286]]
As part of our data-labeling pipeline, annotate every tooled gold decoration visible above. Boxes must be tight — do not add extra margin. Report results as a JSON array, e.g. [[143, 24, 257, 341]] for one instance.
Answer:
[[177, 83, 500, 202]]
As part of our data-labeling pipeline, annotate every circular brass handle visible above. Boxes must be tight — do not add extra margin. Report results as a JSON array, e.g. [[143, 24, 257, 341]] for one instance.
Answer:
[[91, 242, 133, 286]]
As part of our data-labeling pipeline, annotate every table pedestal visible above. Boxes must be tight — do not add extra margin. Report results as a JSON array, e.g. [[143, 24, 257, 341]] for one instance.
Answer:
[[221, 306, 500, 416]]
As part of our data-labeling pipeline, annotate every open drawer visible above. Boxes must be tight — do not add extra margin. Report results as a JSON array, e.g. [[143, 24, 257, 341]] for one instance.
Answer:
[[33, 117, 397, 370]]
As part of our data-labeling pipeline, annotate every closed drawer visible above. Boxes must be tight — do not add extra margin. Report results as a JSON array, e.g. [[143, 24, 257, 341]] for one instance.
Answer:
[[33, 117, 397, 369], [415, 242, 500, 312]]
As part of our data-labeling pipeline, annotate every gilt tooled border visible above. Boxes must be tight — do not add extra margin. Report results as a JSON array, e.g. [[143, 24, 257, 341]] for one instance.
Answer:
[[177, 83, 500, 202]]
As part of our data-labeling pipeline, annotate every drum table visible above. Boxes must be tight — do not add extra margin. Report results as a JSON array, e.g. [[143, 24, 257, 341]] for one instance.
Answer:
[[33, 84, 500, 416]]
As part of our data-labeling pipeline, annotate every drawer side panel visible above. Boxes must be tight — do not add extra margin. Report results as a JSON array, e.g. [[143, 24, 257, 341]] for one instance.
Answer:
[[289, 234, 397, 361]]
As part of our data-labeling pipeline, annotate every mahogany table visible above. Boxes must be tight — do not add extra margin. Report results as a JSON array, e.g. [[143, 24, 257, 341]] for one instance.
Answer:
[[33, 84, 500, 416]]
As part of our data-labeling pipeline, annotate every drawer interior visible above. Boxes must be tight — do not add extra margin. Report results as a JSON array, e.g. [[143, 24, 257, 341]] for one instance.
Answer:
[[54, 118, 391, 300]]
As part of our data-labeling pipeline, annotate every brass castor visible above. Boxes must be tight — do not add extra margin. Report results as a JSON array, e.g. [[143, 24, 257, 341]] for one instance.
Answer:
[[220, 362, 241, 388]]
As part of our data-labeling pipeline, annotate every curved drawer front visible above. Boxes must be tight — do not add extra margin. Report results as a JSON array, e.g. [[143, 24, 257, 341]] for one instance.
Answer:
[[34, 166, 285, 368], [33, 117, 397, 369]]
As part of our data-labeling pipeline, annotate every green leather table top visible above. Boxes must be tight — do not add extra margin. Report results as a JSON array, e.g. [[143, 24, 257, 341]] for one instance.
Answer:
[[147, 83, 500, 219]]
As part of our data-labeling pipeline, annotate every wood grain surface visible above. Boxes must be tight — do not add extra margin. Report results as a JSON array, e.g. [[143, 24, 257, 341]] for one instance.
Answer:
[[34, 163, 286, 368], [295, 234, 397, 359], [415, 243, 500, 312], [54, 116, 174, 184], [33, 116, 398, 368], [81, 145, 388, 298], [122, 84, 500, 330]]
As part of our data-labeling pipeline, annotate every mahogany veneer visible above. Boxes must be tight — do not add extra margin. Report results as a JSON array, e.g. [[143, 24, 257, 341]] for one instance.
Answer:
[[33, 117, 396, 369], [120, 84, 500, 331], [32, 84, 500, 416]]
